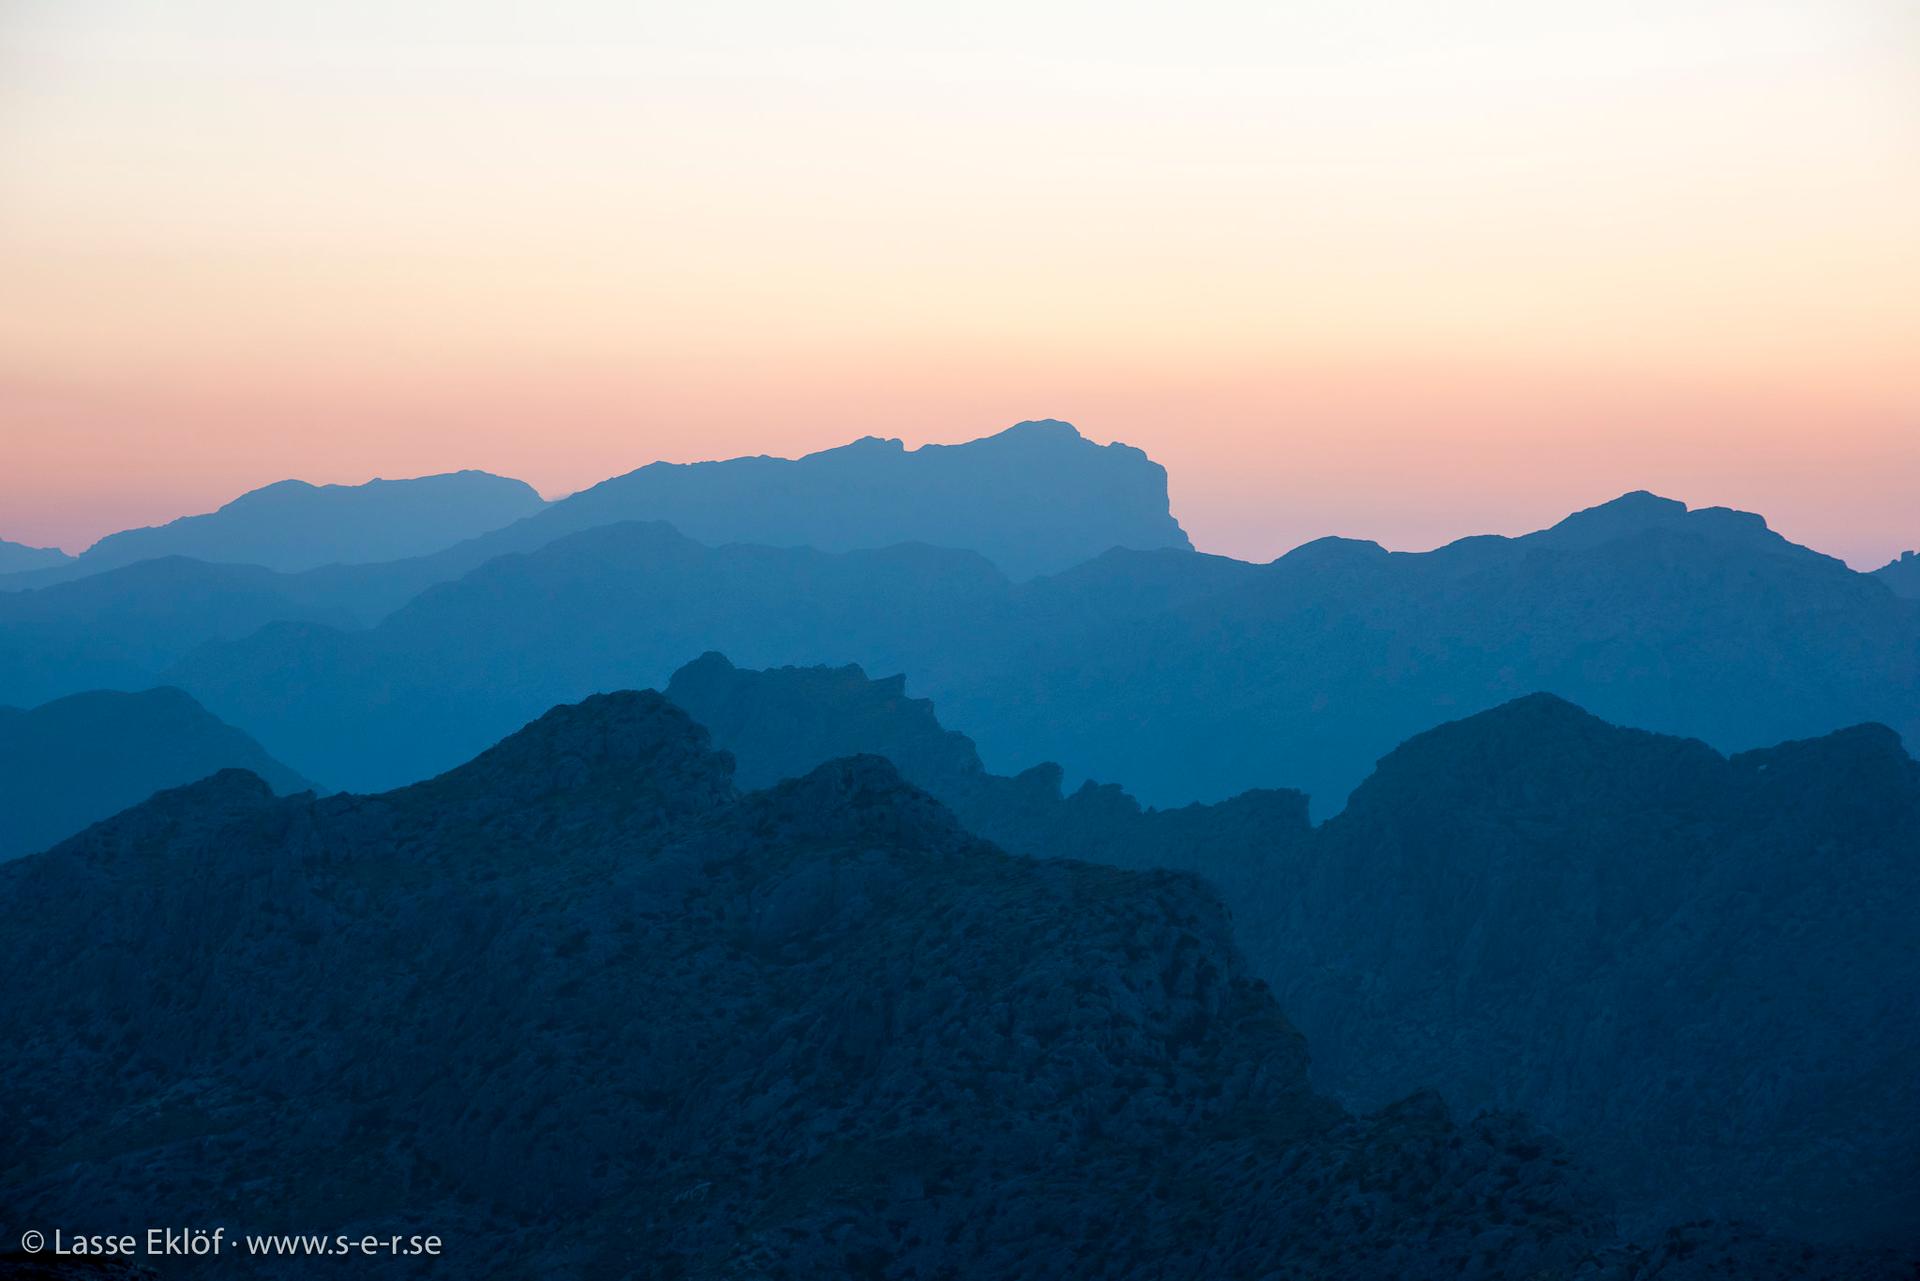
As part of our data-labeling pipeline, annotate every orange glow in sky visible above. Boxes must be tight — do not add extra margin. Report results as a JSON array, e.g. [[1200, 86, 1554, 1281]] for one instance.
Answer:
[[2, 1, 1915, 565]]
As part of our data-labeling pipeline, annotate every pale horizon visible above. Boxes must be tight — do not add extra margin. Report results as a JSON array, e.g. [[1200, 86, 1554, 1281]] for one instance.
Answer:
[[3, 0, 1916, 567]]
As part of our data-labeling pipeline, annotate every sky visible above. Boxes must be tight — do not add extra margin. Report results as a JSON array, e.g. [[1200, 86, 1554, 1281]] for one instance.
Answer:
[[1, 0, 1915, 566]]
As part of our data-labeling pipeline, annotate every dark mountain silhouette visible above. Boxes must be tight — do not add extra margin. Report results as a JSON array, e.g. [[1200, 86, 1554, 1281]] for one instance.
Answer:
[[660, 657, 1920, 1247], [0, 690, 1899, 1279], [0, 537, 70, 573], [4, 470, 545, 588], [157, 493, 1920, 814], [1255, 696, 1920, 1245], [1874, 548, 1920, 598], [0, 686, 312, 861], [666, 651, 1310, 885]]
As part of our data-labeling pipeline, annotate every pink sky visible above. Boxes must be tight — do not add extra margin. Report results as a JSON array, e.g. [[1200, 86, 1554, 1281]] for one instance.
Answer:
[[2, 1, 1915, 566]]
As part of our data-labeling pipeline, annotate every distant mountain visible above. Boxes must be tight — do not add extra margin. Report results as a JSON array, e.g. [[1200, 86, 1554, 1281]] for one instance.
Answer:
[[59, 469, 545, 578], [0, 686, 311, 861], [472, 419, 1190, 581], [0, 690, 1896, 1278], [660, 658, 1920, 1246], [160, 492, 1920, 812], [0, 421, 1189, 682], [167, 521, 1014, 789], [666, 651, 1310, 885], [1874, 549, 1920, 598], [0, 537, 70, 573], [1528, 489, 1839, 561], [926, 488, 1920, 813], [0, 557, 359, 708]]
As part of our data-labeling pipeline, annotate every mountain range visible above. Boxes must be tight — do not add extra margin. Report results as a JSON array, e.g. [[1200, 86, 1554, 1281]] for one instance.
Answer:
[[662, 655, 1920, 1246], [121, 487, 1918, 817], [0, 686, 311, 862], [0, 420, 1187, 602], [1, 690, 1903, 1280], [0, 470, 547, 588]]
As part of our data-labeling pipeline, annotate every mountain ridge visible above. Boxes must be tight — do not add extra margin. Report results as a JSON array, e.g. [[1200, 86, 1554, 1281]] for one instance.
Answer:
[[0, 685, 312, 861], [655, 657, 1920, 1246], [1, 687, 1902, 1278]]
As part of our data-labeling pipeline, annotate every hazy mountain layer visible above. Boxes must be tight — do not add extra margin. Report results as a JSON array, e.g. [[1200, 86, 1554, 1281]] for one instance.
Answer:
[[89, 470, 545, 572], [502, 419, 1190, 580], [0, 537, 70, 574], [0, 686, 312, 861], [1875, 548, 1920, 598], [0, 558, 360, 709], [159, 491, 1920, 815], [71, 470, 545, 575], [659, 657, 1920, 1246], [667, 651, 1311, 884], [0, 691, 1898, 1279]]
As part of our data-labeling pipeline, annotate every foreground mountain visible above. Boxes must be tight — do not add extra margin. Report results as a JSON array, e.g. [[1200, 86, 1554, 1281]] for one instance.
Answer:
[[1257, 696, 1920, 1245], [0, 686, 312, 861], [161, 491, 1920, 812], [13, 470, 545, 585], [1875, 548, 1920, 598], [662, 657, 1920, 1247], [0, 537, 70, 574], [0, 691, 1895, 1279]]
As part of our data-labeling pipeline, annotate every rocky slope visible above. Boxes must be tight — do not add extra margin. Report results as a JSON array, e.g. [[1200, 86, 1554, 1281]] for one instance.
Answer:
[[661, 658, 1920, 1248], [1256, 695, 1920, 1245], [0, 686, 312, 861], [1, 691, 1895, 1279]]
